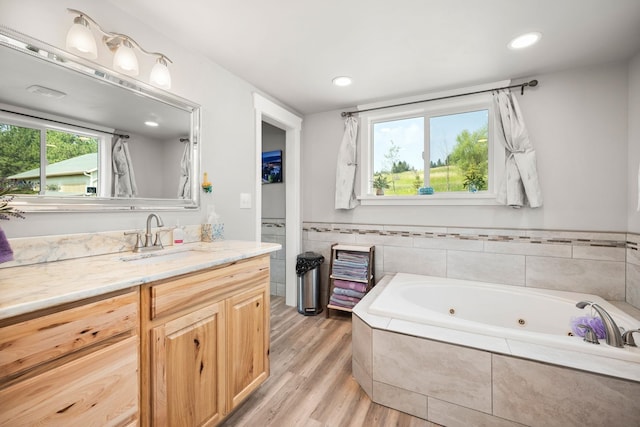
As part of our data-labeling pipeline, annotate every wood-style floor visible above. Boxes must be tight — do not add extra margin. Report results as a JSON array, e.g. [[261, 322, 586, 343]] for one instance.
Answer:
[[220, 296, 439, 427]]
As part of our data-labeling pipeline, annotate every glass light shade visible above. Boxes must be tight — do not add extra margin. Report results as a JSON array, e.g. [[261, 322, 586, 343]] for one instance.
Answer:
[[66, 21, 98, 59], [150, 59, 172, 89], [113, 41, 139, 75]]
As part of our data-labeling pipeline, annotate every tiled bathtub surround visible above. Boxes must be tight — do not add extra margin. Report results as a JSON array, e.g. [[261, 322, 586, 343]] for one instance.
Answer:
[[261, 219, 286, 296], [352, 276, 640, 427], [1, 224, 203, 268], [303, 223, 640, 308]]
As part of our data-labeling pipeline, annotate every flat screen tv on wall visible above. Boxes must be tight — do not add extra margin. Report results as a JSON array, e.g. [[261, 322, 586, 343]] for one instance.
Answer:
[[262, 150, 282, 184]]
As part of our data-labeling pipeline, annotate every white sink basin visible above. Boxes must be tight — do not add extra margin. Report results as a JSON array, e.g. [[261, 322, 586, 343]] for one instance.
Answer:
[[120, 249, 201, 266]]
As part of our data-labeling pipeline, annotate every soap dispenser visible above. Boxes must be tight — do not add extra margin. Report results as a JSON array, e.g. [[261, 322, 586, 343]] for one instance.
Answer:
[[173, 220, 184, 245]]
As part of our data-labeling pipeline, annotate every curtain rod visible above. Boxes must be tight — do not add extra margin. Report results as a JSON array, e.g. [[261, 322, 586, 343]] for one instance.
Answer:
[[341, 79, 538, 118], [0, 108, 130, 139]]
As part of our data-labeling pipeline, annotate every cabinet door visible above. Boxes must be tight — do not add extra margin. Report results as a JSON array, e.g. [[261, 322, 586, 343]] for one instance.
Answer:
[[226, 284, 269, 410], [150, 302, 226, 427], [0, 336, 138, 427]]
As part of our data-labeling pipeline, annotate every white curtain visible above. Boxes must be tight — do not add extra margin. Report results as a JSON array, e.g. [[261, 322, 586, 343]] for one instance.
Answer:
[[112, 136, 138, 197], [178, 140, 191, 199], [493, 90, 543, 208], [335, 116, 359, 209]]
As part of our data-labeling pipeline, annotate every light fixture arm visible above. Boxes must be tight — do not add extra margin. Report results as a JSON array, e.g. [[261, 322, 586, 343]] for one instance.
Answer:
[[66, 8, 172, 64]]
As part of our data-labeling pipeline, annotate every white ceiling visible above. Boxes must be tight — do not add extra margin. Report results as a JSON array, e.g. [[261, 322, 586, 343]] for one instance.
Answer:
[[109, 0, 640, 115]]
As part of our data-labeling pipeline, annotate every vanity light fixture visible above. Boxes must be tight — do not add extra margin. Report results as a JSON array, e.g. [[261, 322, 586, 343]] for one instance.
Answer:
[[66, 8, 173, 88]]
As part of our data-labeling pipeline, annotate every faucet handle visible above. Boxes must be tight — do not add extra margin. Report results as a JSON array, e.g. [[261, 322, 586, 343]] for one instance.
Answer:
[[124, 231, 143, 250], [153, 228, 169, 248], [622, 329, 639, 347], [577, 324, 600, 345]]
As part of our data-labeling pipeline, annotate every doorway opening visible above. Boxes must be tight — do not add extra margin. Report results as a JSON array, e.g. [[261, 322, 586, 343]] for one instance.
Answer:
[[253, 94, 302, 307]]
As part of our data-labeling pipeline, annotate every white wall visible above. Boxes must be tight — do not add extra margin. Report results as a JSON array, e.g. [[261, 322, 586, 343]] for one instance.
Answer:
[[261, 122, 286, 219], [628, 51, 640, 233], [302, 61, 630, 232], [0, 0, 273, 239]]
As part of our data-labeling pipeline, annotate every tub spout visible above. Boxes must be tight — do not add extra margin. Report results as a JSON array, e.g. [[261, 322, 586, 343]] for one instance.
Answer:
[[575, 301, 624, 348]]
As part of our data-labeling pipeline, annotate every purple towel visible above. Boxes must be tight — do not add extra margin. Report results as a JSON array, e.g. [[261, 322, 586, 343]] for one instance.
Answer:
[[0, 227, 14, 263], [333, 279, 367, 293]]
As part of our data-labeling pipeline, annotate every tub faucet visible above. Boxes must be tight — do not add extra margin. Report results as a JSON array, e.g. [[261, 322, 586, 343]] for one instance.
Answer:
[[622, 329, 640, 347], [575, 301, 624, 348]]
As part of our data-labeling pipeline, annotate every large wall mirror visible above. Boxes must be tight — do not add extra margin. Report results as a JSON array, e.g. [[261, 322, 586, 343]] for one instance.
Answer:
[[0, 26, 200, 211]]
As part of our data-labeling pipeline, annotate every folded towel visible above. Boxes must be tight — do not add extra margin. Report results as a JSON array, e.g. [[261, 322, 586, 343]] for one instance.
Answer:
[[331, 293, 361, 303], [329, 296, 357, 308], [0, 227, 14, 263], [332, 287, 366, 299], [333, 279, 367, 293]]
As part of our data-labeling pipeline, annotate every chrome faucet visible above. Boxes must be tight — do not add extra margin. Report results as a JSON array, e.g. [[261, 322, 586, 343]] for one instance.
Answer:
[[576, 301, 624, 348]]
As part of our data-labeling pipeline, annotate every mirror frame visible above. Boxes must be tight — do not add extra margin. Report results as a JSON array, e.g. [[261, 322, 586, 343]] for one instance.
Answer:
[[0, 26, 201, 212]]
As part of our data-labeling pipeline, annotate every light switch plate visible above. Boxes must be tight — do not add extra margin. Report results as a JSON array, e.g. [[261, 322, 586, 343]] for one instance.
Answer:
[[240, 193, 251, 209]]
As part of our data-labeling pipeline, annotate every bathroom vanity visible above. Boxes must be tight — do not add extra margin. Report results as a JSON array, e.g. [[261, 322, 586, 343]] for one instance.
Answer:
[[0, 240, 279, 426]]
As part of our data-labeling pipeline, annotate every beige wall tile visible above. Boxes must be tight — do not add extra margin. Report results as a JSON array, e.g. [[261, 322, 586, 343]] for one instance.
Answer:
[[428, 397, 525, 427], [493, 355, 640, 427], [352, 358, 372, 398], [383, 246, 446, 277], [372, 330, 492, 413], [526, 256, 625, 300], [352, 315, 372, 376], [627, 263, 640, 309], [628, 248, 640, 267], [414, 236, 484, 252], [447, 251, 525, 286], [572, 245, 625, 261], [354, 233, 414, 248], [373, 381, 427, 420], [484, 240, 571, 257]]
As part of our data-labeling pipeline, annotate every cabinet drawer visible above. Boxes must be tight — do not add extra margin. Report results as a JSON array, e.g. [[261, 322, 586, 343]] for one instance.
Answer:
[[0, 335, 139, 427], [149, 255, 269, 320], [0, 291, 138, 378]]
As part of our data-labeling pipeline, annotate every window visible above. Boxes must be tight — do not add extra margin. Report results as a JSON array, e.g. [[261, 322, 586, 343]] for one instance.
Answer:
[[0, 114, 107, 197], [360, 91, 504, 205]]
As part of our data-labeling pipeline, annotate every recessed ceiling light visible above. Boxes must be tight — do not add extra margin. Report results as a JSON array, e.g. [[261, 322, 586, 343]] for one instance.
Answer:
[[508, 32, 542, 50], [332, 76, 352, 87], [144, 121, 159, 127]]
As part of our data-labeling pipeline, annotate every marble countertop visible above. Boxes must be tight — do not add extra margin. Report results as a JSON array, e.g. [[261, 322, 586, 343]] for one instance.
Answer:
[[0, 240, 281, 321]]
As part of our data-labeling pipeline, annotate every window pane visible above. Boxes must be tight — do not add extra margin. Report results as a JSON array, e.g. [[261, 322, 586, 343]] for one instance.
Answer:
[[373, 117, 424, 195], [429, 110, 488, 192], [0, 123, 41, 194], [45, 130, 99, 196]]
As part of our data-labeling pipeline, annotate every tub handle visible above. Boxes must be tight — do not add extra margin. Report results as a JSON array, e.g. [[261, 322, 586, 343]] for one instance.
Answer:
[[577, 324, 600, 345], [622, 329, 639, 347]]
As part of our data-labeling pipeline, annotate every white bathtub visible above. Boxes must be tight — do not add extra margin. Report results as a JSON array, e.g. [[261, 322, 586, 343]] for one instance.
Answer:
[[362, 273, 640, 372], [353, 273, 640, 426]]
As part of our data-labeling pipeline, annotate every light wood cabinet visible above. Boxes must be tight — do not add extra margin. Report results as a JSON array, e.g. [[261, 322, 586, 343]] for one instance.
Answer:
[[150, 302, 226, 427], [0, 289, 140, 427], [226, 284, 269, 410], [141, 255, 270, 426]]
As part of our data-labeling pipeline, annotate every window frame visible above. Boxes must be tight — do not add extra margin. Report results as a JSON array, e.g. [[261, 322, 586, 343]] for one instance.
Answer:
[[0, 110, 111, 197], [358, 91, 505, 206]]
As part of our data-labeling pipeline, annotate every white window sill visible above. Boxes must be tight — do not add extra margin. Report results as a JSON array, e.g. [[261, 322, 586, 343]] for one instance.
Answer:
[[358, 192, 501, 206]]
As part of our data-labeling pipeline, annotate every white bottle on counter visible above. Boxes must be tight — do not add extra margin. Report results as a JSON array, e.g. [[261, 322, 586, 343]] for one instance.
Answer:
[[173, 221, 184, 245]]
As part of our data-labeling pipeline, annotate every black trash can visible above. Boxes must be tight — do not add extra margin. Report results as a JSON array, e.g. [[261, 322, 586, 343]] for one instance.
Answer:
[[296, 252, 325, 315]]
